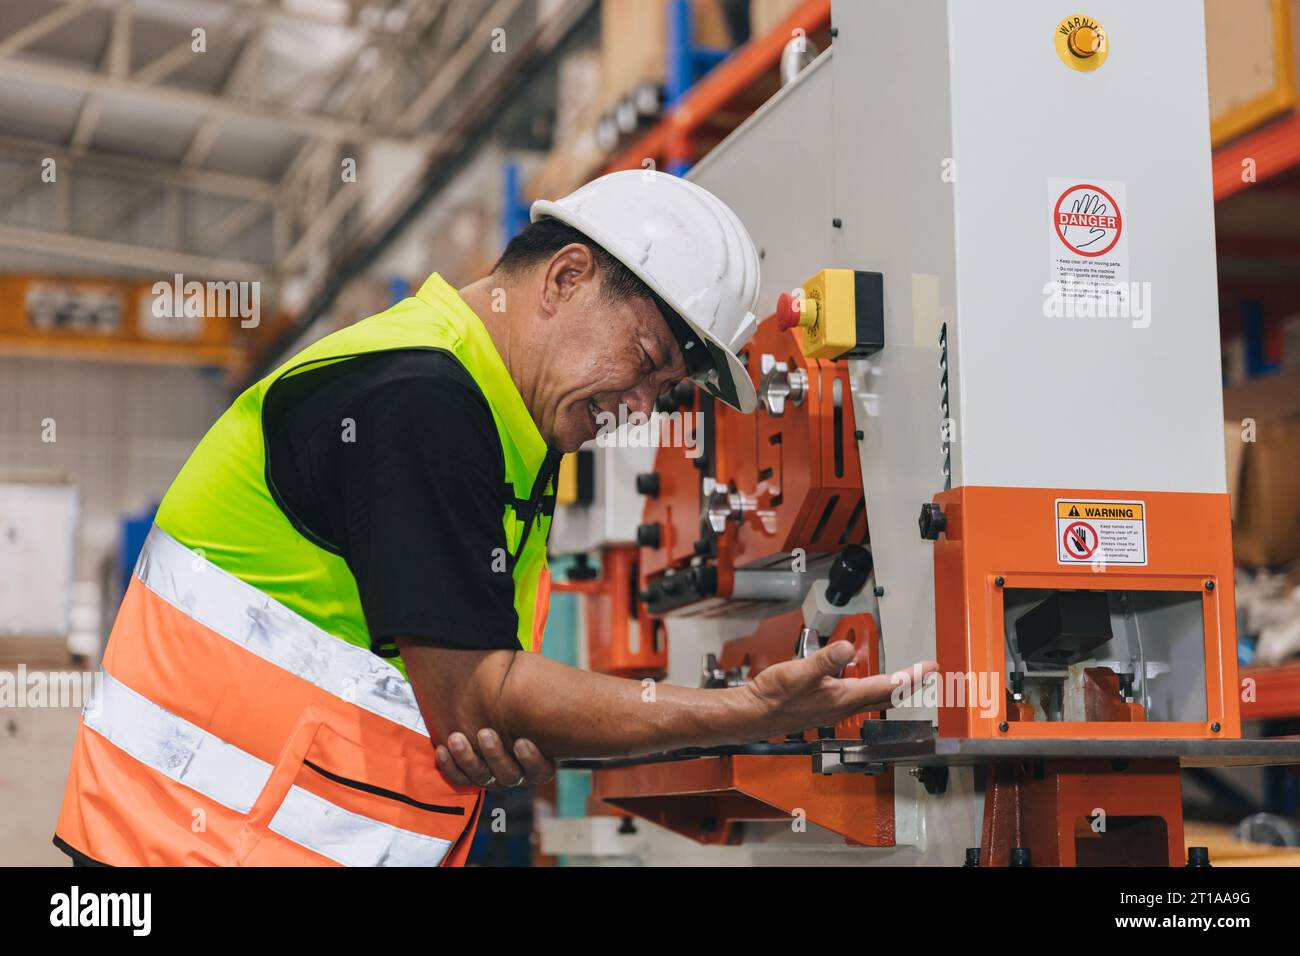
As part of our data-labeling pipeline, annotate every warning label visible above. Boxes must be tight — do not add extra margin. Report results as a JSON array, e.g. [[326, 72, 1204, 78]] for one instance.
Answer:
[[1048, 178, 1129, 309], [1056, 498, 1147, 566]]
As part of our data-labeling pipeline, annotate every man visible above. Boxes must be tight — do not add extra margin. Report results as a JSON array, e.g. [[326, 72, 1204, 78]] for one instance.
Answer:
[[56, 171, 933, 867]]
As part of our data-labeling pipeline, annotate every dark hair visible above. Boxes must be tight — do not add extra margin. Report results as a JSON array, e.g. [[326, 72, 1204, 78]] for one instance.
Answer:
[[492, 218, 652, 304], [493, 217, 711, 380]]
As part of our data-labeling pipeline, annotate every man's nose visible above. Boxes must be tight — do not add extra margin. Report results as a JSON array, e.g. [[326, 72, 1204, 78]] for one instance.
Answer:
[[620, 381, 659, 418]]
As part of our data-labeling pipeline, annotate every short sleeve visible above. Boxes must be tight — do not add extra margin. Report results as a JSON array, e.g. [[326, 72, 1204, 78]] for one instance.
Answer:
[[269, 353, 522, 652]]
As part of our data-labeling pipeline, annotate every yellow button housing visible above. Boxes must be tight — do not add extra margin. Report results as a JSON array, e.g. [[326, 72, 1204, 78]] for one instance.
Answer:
[[800, 268, 858, 360]]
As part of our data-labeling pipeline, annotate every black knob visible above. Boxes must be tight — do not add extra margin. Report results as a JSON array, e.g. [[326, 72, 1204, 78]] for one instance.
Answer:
[[1010, 847, 1032, 867], [964, 847, 981, 868], [918, 502, 947, 540], [635, 472, 661, 497], [636, 522, 662, 549], [567, 553, 598, 581], [1186, 846, 1211, 868], [825, 545, 873, 607], [688, 564, 718, 597]]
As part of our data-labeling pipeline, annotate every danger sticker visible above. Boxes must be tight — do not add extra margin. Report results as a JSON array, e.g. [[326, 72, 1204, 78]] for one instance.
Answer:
[[1048, 178, 1129, 307], [1056, 498, 1147, 566]]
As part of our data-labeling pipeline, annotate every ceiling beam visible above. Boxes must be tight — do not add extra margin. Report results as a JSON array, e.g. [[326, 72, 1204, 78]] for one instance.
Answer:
[[0, 133, 275, 199], [0, 55, 435, 147], [0, 222, 264, 280], [107, 0, 132, 77], [0, 1, 93, 58], [202, 195, 274, 252], [182, 11, 266, 168], [281, 178, 365, 272], [396, 0, 525, 133]]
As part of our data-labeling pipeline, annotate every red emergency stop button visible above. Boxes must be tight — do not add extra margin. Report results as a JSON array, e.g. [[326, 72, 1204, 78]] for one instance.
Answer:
[[776, 291, 818, 332]]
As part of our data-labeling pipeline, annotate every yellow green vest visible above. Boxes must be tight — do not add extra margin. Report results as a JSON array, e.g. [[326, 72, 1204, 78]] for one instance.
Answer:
[[155, 273, 556, 677]]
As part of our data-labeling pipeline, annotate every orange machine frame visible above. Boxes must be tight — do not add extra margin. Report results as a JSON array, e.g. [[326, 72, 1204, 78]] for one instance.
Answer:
[[931, 485, 1242, 741], [591, 611, 895, 847], [554, 545, 667, 680], [585, 311, 892, 848], [637, 313, 868, 608]]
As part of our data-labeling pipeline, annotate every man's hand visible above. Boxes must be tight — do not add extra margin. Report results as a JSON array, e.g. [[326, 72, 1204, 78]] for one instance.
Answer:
[[399, 636, 938, 761], [435, 729, 555, 790], [739, 640, 938, 740]]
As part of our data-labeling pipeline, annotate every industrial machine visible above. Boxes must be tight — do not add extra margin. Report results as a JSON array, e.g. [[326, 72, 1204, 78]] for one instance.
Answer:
[[543, 0, 1300, 866]]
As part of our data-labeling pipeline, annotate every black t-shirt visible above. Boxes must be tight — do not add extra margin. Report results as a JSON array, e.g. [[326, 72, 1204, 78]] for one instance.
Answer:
[[263, 349, 521, 654]]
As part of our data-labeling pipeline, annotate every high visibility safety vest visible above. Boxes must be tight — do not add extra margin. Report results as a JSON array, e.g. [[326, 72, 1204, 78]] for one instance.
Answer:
[[55, 274, 559, 867]]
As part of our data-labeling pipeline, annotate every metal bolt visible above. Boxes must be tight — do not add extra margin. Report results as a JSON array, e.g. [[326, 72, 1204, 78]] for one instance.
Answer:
[[998, 721, 1009, 732], [994, 576, 1005, 587], [874, 585, 885, 597], [1211, 722, 1221, 733], [758, 354, 808, 417], [831, 217, 842, 228], [1205, 580, 1215, 591]]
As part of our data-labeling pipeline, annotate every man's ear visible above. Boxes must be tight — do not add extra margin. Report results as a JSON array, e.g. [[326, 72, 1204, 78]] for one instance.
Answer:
[[539, 244, 598, 318]]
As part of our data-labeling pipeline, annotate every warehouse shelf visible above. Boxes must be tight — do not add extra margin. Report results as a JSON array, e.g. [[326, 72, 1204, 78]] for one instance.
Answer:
[[1213, 111, 1300, 202], [1241, 662, 1300, 722], [603, 0, 831, 177]]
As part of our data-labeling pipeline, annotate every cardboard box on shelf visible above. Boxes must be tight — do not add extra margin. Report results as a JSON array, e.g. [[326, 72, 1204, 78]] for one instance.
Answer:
[[1205, 0, 1300, 145], [555, 49, 603, 145], [1223, 368, 1300, 567], [600, 0, 734, 113], [751, 0, 807, 39], [531, 120, 606, 201]]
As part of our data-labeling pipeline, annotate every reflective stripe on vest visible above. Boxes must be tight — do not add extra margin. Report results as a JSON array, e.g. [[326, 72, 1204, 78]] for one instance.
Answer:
[[136, 523, 427, 737], [86, 669, 267, 814], [56, 529, 478, 866], [83, 671, 452, 867]]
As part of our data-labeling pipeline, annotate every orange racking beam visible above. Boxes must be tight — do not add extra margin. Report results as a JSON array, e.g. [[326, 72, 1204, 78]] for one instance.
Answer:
[[1213, 111, 1300, 201], [604, 0, 831, 174]]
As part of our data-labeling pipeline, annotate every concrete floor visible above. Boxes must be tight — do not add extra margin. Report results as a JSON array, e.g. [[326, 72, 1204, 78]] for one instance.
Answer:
[[0, 702, 78, 865]]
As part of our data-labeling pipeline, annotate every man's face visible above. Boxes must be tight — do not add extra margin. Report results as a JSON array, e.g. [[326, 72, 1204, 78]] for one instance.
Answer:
[[527, 246, 688, 453]]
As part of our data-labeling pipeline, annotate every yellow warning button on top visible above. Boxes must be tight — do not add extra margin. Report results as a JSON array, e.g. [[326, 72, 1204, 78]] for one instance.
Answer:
[[1057, 501, 1143, 520], [1067, 25, 1101, 58], [1055, 14, 1108, 72]]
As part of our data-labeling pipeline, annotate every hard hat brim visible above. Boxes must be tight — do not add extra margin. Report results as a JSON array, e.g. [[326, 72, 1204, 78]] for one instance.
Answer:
[[530, 198, 759, 414]]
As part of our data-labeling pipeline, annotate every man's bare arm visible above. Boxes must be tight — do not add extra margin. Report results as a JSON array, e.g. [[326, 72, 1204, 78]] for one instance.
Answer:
[[398, 636, 934, 760]]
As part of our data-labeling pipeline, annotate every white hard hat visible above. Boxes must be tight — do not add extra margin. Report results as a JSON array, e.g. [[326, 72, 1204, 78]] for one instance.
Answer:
[[531, 169, 761, 413]]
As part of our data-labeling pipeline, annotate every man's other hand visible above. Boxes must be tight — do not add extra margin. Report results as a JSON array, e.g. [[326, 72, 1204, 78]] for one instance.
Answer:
[[435, 729, 555, 790]]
